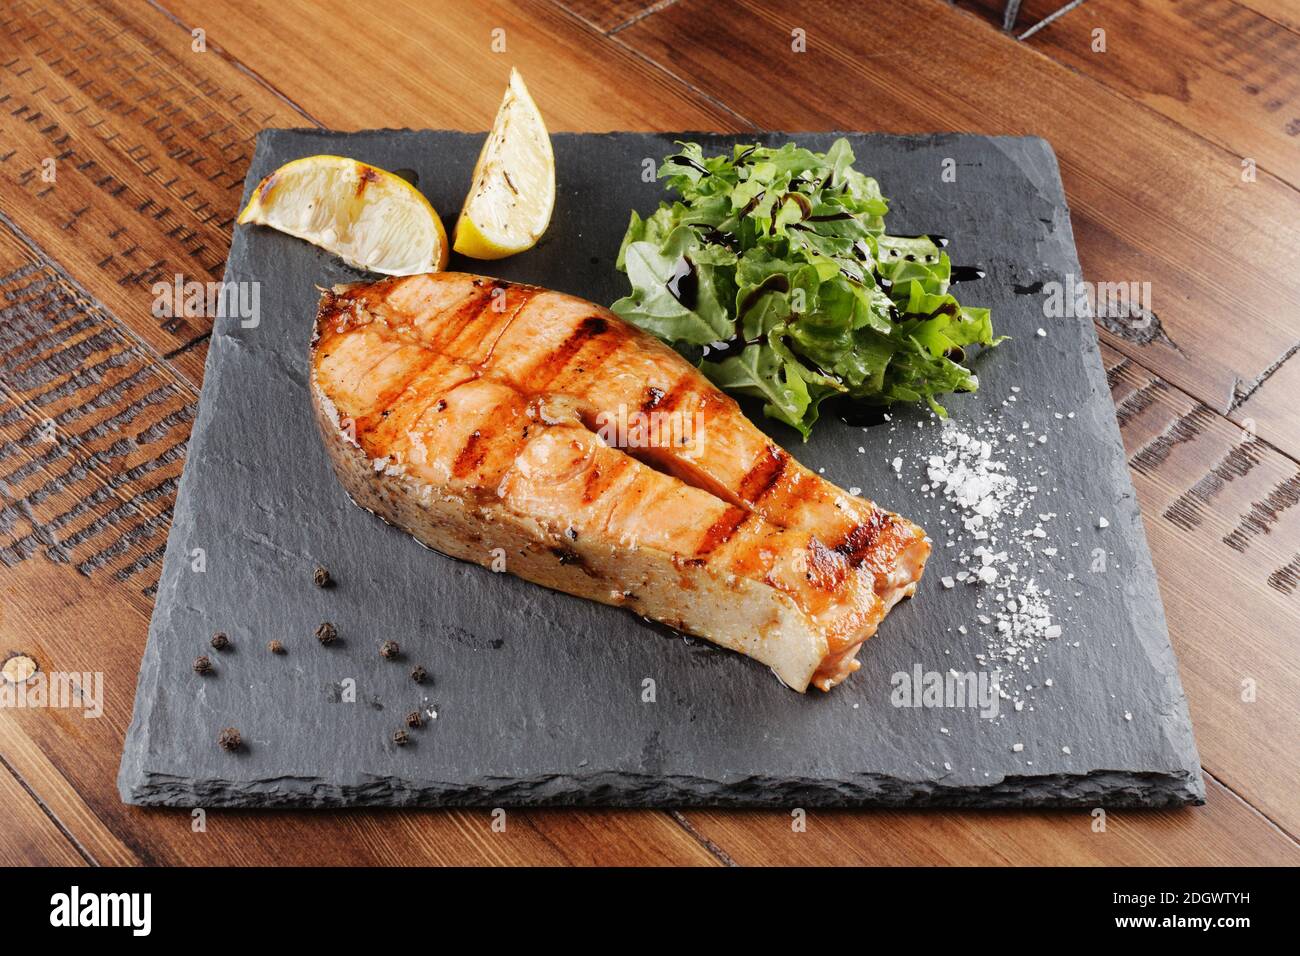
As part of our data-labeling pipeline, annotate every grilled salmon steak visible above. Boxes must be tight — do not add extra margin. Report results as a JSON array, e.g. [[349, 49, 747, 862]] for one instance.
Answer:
[[310, 273, 929, 691]]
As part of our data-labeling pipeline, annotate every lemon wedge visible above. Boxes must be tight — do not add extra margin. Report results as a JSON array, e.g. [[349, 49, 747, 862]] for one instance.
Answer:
[[453, 69, 555, 259], [237, 155, 448, 275]]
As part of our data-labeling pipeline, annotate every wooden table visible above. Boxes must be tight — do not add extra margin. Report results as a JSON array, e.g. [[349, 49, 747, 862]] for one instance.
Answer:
[[0, 0, 1296, 866]]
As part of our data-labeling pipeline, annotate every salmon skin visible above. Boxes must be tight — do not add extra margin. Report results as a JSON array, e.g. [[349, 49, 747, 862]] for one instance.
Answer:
[[310, 273, 929, 692]]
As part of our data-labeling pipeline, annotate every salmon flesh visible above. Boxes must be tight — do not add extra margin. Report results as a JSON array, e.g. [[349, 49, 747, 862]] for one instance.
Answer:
[[310, 273, 929, 692]]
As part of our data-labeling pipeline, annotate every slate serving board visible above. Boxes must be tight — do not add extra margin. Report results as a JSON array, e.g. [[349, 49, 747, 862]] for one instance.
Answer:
[[117, 130, 1203, 808]]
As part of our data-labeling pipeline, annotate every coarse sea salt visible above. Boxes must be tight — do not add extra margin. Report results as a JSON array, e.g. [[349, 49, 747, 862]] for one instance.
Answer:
[[897, 397, 1074, 717]]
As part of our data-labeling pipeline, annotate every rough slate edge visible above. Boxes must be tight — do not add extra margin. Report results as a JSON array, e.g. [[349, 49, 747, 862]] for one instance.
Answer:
[[118, 129, 1204, 809]]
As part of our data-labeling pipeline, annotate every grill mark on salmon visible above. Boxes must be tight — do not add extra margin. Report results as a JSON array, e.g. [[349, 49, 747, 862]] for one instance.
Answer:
[[537, 330, 627, 396], [424, 283, 499, 354], [355, 350, 445, 439], [738, 445, 789, 503], [366, 362, 480, 451], [451, 393, 527, 480], [520, 314, 611, 392], [832, 520, 883, 572], [452, 429, 487, 478], [645, 371, 691, 418], [806, 537, 851, 591], [311, 273, 929, 692], [834, 513, 889, 567], [439, 284, 532, 362], [583, 452, 633, 505], [695, 506, 749, 557]]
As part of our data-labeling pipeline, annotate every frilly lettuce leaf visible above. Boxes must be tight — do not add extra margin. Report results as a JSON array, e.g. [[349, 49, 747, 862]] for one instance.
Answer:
[[612, 138, 1002, 437]]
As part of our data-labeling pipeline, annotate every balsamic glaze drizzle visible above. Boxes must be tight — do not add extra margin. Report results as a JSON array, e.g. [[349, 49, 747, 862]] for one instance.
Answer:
[[666, 256, 698, 310]]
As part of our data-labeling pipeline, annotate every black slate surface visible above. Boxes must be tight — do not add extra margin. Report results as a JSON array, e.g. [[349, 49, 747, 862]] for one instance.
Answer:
[[117, 130, 1203, 808]]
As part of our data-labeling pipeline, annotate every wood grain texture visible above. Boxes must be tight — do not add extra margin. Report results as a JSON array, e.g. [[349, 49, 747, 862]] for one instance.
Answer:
[[559, 0, 672, 32], [1101, 342, 1299, 834], [1014, 0, 1300, 189], [680, 776, 1298, 865], [0, 0, 1295, 865], [0, 223, 194, 597], [614, 0, 1300, 453], [161, 0, 743, 133], [1000, 0, 1300, 458], [0, 758, 88, 866], [0, 0, 312, 384], [1237, 353, 1300, 465], [1227, 0, 1300, 35], [953, 0, 1069, 32]]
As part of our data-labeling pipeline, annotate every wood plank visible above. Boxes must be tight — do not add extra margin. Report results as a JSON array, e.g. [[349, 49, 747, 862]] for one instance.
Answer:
[[161, 0, 743, 133], [1236, 352, 1300, 463], [614, 0, 1300, 457], [954, 0, 1070, 32], [901, 0, 1300, 469], [0, 215, 716, 866], [0, 731, 138, 865], [1013, 0, 1300, 188], [680, 776, 1297, 865], [0, 0, 309, 384], [0, 760, 88, 866], [559, 0, 667, 32], [1236, 0, 1300, 33], [1100, 342, 1300, 833], [0, 224, 195, 599]]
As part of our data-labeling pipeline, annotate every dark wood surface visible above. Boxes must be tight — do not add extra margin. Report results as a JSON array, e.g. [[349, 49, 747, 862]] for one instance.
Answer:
[[0, 0, 1295, 866]]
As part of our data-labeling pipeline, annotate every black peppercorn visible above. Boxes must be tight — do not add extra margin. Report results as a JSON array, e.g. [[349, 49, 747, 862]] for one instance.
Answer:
[[314, 622, 338, 645], [405, 710, 423, 729], [218, 727, 241, 751], [410, 665, 428, 684], [210, 632, 230, 651], [380, 640, 400, 660], [267, 639, 285, 655], [193, 655, 213, 675], [393, 729, 410, 746], [313, 565, 332, 588]]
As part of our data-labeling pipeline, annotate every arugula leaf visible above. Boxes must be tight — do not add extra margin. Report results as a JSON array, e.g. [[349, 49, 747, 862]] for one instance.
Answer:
[[611, 225, 735, 345], [705, 344, 838, 439], [612, 139, 1002, 436]]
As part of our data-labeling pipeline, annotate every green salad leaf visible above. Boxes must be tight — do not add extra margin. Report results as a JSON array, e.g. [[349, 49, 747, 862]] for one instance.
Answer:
[[610, 139, 1004, 438]]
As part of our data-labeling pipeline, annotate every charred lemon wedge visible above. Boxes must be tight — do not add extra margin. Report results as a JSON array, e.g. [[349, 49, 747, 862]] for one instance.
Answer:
[[237, 155, 448, 275], [453, 69, 555, 260]]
